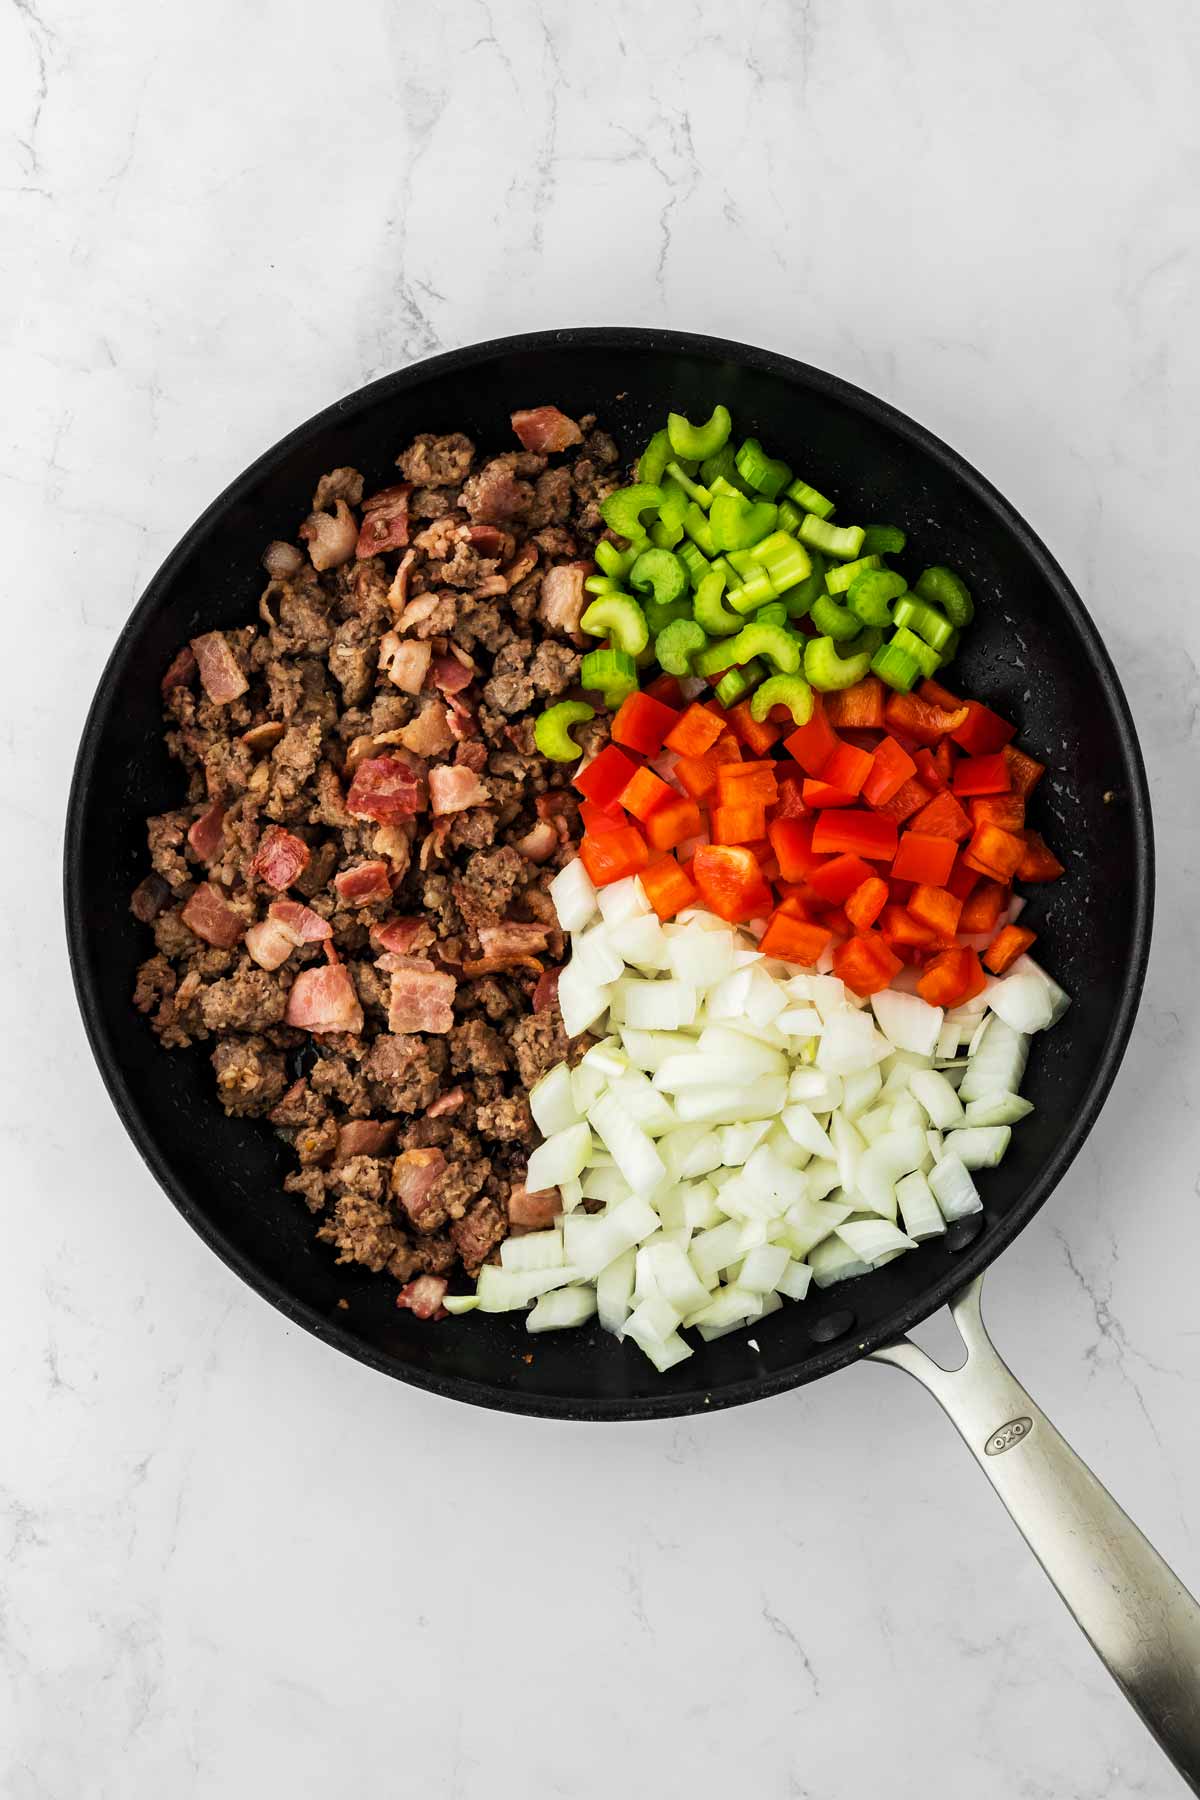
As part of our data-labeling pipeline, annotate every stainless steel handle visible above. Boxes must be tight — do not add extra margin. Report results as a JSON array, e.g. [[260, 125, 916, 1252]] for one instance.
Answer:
[[871, 1273, 1200, 1791]]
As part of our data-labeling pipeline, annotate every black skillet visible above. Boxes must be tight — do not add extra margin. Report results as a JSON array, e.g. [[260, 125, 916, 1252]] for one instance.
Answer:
[[63, 330, 1200, 1785]]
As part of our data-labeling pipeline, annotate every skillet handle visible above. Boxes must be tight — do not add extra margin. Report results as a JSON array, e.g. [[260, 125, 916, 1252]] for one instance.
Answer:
[[871, 1272, 1200, 1792]]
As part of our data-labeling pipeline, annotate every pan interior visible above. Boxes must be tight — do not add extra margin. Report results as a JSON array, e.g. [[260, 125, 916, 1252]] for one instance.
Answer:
[[64, 329, 1152, 1420]]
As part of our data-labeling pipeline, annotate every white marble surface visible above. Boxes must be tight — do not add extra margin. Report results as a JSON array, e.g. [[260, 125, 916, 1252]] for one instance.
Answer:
[[4, 0, 1199, 1793]]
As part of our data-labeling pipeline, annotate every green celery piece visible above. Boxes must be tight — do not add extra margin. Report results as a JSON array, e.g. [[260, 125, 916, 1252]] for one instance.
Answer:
[[710, 494, 779, 553], [594, 540, 639, 581], [728, 567, 778, 614], [664, 461, 712, 508], [798, 515, 865, 561], [810, 593, 861, 642], [682, 503, 717, 558], [700, 443, 753, 496], [891, 593, 954, 652], [693, 569, 742, 637], [667, 405, 732, 462], [630, 547, 688, 606], [805, 636, 873, 692], [599, 484, 663, 544], [779, 548, 827, 619], [637, 430, 672, 487], [643, 596, 692, 635], [861, 523, 907, 557], [825, 554, 882, 595], [870, 640, 921, 692], [750, 673, 813, 726], [724, 620, 801, 674], [676, 539, 712, 591], [755, 603, 788, 627], [847, 568, 908, 627], [655, 619, 708, 676], [734, 437, 791, 501], [890, 625, 942, 679], [580, 647, 638, 697], [579, 594, 650, 656], [535, 701, 595, 762], [914, 565, 974, 627], [649, 520, 684, 550], [715, 658, 765, 707], [785, 477, 835, 520]]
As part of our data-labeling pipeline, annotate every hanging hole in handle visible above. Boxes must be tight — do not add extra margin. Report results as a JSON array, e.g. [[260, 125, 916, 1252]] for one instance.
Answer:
[[905, 1307, 969, 1371]]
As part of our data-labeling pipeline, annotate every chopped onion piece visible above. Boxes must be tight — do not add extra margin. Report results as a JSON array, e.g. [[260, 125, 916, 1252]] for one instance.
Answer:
[[624, 1291, 682, 1346], [442, 1295, 480, 1315], [836, 1219, 917, 1265], [596, 1247, 636, 1333], [529, 1063, 580, 1136], [597, 875, 652, 926], [526, 1122, 592, 1192], [775, 1259, 813, 1301], [908, 1068, 965, 1130], [944, 1125, 1011, 1168], [871, 989, 944, 1057], [984, 972, 1054, 1034], [896, 1171, 946, 1241], [476, 1264, 583, 1311], [719, 1119, 773, 1165], [557, 961, 612, 1037], [572, 1193, 661, 1278], [964, 1092, 1034, 1127], [500, 1229, 565, 1272], [959, 1020, 1029, 1102], [571, 927, 626, 987], [780, 1104, 835, 1159], [808, 1237, 871, 1289], [587, 1094, 666, 1193], [674, 1078, 787, 1125], [527, 1287, 597, 1332], [738, 1243, 791, 1293], [550, 858, 598, 932], [620, 979, 698, 1031], [840, 1066, 883, 1120], [928, 1154, 981, 1219], [789, 1068, 844, 1111], [664, 925, 740, 986], [817, 1011, 889, 1074], [685, 1285, 762, 1330], [608, 912, 671, 970]]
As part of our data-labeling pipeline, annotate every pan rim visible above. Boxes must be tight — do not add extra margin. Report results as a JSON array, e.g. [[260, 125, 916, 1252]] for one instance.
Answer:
[[63, 326, 1155, 1421]]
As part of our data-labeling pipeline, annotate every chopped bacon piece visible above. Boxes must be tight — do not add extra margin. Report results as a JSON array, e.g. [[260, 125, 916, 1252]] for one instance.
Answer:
[[538, 563, 586, 634], [386, 548, 418, 615], [501, 543, 539, 591], [371, 916, 435, 956], [533, 966, 561, 1013], [187, 801, 226, 863], [511, 406, 583, 454], [161, 645, 197, 693], [397, 591, 444, 634], [445, 692, 478, 741], [284, 963, 364, 1034], [508, 1184, 561, 1229], [335, 1120, 397, 1161], [241, 720, 285, 755], [333, 860, 392, 906], [190, 632, 248, 705], [462, 523, 511, 559], [427, 1086, 466, 1118], [355, 483, 412, 558], [250, 825, 310, 890], [514, 820, 559, 862], [391, 1148, 448, 1227], [300, 499, 358, 571], [379, 633, 432, 695], [269, 899, 333, 943], [477, 921, 551, 958], [181, 881, 245, 949], [347, 754, 424, 825], [430, 653, 472, 695], [398, 701, 456, 758], [387, 957, 456, 1034], [396, 1275, 449, 1320], [459, 954, 543, 976], [428, 764, 487, 816], [244, 917, 296, 971]]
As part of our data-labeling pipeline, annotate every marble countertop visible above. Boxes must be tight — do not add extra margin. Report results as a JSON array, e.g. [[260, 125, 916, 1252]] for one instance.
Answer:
[[4, 0, 1199, 1793]]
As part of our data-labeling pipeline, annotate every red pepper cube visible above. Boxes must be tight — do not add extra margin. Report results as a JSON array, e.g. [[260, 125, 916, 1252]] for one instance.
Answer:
[[579, 799, 625, 835], [771, 767, 808, 820], [862, 735, 917, 808], [811, 809, 899, 862], [844, 876, 889, 931], [883, 691, 971, 746], [1002, 744, 1045, 797], [644, 673, 685, 708], [879, 903, 939, 949], [1016, 829, 1065, 882], [611, 690, 681, 757], [575, 744, 639, 810], [984, 923, 1037, 974], [946, 857, 981, 902], [909, 789, 972, 842], [641, 855, 700, 921], [959, 879, 1009, 933], [906, 883, 963, 941], [716, 760, 779, 808], [912, 747, 948, 794], [950, 700, 1016, 757], [710, 801, 767, 846], [952, 752, 1012, 796], [759, 910, 833, 966], [820, 741, 875, 798], [693, 845, 774, 923], [784, 696, 839, 775], [824, 676, 886, 731], [674, 754, 719, 803], [969, 792, 1026, 833], [808, 853, 873, 904], [644, 794, 704, 853], [962, 821, 1026, 882], [873, 776, 933, 824], [918, 946, 986, 1007], [721, 699, 783, 755], [802, 776, 858, 809], [578, 825, 649, 888], [767, 818, 827, 884], [833, 933, 903, 998], [664, 702, 726, 758], [618, 764, 675, 823], [891, 832, 957, 886]]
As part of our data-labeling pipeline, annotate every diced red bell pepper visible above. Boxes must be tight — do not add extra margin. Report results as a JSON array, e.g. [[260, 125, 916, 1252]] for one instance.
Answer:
[[619, 765, 675, 822], [824, 676, 886, 730], [912, 747, 948, 794], [771, 768, 808, 820], [611, 690, 681, 756], [710, 801, 767, 846], [1002, 743, 1045, 797], [575, 744, 639, 809], [644, 794, 704, 852], [946, 857, 981, 902], [963, 821, 1026, 882], [716, 760, 779, 807], [820, 741, 875, 798], [917, 946, 986, 1007], [891, 832, 957, 886], [640, 855, 699, 921], [767, 818, 827, 883], [784, 696, 839, 775], [802, 775, 858, 809], [644, 673, 685, 708], [984, 923, 1037, 975], [888, 877, 915, 905], [579, 799, 624, 835], [674, 755, 718, 803], [808, 852, 873, 904], [844, 875, 888, 931], [883, 691, 971, 745], [811, 810, 899, 861], [959, 879, 1008, 933], [969, 793, 1026, 833], [910, 789, 972, 841], [833, 933, 903, 998], [874, 776, 933, 824], [879, 903, 940, 949], [907, 883, 963, 941], [579, 825, 649, 888], [1017, 829, 1065, 882], [692, 845, 774, 923], [918, 678, 963, 710], [952, 752, 1012, 796], [721, 699, 783, 755], [760, 910, 833, 966], [950, 700, 1016, 756], [664, 702, 726, 758], [934, 739, 956, 784], [862, 736, 917, 808]]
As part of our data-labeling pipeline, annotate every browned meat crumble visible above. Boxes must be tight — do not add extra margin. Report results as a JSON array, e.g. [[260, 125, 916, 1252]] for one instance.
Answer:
[[132, 408, 621, 1316]]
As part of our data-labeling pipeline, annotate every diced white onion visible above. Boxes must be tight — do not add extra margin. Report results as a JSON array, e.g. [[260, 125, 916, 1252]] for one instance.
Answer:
[[964, 1092, 1034, 1127], [871, 989, 944, 1057], [928, 1155, 981, 1220], [530, 1063, 580, 1137], [808, 1236, 871, 1289], [908, 1068, 966, 1129], [895, 1171, 946, 1241], [500, 1229, 565, 1272], [944, 1125, 1011, 1168], [836, 1219, 917, 1265], [527, 1287, 597, 1332], [550, 858, 598, 932], [525, 1122, 592, 1193], [597, 875, 651, 926]]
